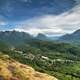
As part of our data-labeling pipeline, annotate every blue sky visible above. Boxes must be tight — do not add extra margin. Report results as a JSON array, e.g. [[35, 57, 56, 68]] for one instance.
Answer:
[[0, 0, 80, 36]]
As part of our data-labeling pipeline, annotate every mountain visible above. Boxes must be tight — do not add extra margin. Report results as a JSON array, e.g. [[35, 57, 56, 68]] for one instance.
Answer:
[[0, 31, 58, 46], [35, 33, 48, 40], [0, 0, 77, 21], [0, 30, 33, 46], [0, 53, 57, 80], [59, 29, 80, 43], [35, 33, 60, 41], [0, 31, 49, 46]]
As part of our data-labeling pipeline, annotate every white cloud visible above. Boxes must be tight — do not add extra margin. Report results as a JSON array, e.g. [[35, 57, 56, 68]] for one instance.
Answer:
[[14, 5, 80, 36]]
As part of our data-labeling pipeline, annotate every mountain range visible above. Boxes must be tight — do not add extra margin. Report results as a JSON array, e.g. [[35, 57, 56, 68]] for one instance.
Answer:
[[0, 29, 80, 46], [0, 31, 49, 46]]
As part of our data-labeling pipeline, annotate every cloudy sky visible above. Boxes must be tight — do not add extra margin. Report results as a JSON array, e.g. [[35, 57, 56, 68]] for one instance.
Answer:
[[0, 0, 80, 36]]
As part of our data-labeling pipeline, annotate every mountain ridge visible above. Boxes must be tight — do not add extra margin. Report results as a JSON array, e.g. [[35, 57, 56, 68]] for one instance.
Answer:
[[0, 30, 33, 46], [0, 31, 53, 45], [59, 29, 80, 43]]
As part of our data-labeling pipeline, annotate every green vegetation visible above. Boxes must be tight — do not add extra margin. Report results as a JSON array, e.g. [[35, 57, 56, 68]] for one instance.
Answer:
[[0, 40, 80, 80], [0, 53, 55, 80]]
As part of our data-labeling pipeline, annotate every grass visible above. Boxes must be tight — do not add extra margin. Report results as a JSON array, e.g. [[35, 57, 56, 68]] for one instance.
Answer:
[[0, 52, 57, 80]]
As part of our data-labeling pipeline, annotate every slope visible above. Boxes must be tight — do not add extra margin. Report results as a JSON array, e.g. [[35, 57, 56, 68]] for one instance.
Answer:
[[0, 52, 57, 80]]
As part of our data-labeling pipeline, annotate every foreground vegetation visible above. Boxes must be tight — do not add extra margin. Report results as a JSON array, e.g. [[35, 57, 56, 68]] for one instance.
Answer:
[[0, 53, 57, 80], [0, 40, 80, 80]]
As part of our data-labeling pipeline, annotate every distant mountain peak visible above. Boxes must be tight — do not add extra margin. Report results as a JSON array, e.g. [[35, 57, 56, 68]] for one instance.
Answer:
[[37, 33, 47, 38], [36, 33, 48, 40], [0, 30, 33, 46], [73, 29, 80, 34], [59, 29, 80, 43]]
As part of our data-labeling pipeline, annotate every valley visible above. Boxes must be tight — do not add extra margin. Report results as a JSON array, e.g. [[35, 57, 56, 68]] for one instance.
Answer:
[[0, 31, 80, 80]]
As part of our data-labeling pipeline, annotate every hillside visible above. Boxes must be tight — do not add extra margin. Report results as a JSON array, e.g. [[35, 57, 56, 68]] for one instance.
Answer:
[[0, 53, 57, 80], [0, 31, 33, 46], [35, 33, 48, 40], [0, 39, 80, 80], [59, 29, 80, 44]]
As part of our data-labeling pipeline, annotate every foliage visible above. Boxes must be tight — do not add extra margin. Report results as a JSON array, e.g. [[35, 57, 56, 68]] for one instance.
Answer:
[[0, 40, 80, 80]]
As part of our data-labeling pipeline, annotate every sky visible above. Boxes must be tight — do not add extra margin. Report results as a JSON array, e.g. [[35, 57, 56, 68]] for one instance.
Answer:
[[0, 0, 80, 36]]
